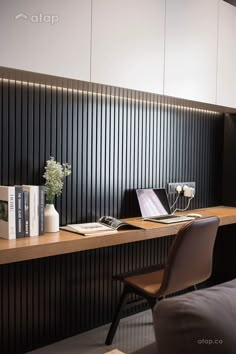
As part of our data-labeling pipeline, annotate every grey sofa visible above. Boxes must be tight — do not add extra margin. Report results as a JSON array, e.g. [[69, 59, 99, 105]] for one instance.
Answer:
[[132, 279, 236, 354]]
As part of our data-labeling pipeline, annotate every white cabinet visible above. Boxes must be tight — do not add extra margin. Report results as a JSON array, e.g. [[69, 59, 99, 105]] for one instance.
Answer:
[[0, 0, 91, 81], [91, 0, 165, 94], [164, 0, 219, 104], [217, 1, 236, 108]]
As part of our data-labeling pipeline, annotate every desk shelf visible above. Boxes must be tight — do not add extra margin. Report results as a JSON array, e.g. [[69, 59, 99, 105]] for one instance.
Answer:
[[1, 206, 236, 265]]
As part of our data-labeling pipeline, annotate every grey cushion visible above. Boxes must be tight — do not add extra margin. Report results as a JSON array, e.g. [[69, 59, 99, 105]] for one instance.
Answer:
[[154, 279, 236, 354]]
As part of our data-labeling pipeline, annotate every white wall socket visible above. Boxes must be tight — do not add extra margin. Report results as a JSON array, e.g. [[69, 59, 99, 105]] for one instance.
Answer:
[[183, 185, 195, 198], [168, 182, 196, 194]]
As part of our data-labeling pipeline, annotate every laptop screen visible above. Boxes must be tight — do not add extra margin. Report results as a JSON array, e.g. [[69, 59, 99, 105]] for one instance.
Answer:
[[136, 188, 171, 217]]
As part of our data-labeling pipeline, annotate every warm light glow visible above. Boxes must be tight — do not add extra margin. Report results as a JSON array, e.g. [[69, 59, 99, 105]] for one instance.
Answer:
[[0, 78, 221, 115]]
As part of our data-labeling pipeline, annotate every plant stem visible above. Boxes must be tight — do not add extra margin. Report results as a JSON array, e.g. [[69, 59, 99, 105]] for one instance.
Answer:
[[46, 195, 55, 205]]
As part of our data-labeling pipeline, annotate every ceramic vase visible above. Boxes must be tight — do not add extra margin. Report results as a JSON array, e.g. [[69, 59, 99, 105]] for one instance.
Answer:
[[44, 204, 59, 232]]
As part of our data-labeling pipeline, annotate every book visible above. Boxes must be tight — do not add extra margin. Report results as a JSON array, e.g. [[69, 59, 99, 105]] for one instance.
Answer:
[[22, 185, 39, 237], [23, 191, 29, 237], [99, 216, 142, 230], [61, 222, 118, 235], [60, 216, 142, 236], [15, 186, 24, 238], [0, 186, 16, 239], [38, 186, 45, 235]]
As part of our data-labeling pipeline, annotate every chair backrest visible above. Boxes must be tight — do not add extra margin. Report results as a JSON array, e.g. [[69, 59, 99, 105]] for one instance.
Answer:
[[158, 216, 219, 296]]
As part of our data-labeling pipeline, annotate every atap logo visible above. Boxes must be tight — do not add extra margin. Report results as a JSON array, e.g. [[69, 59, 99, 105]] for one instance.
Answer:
[[15, 12, 59, 25]]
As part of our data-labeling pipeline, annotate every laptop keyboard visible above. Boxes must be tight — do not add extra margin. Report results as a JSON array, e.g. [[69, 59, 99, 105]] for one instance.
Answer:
[[149, 215, 178, 220]]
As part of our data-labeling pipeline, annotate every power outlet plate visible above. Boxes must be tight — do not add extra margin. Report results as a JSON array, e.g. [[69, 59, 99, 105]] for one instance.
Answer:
[[168, 182, 196, 194]]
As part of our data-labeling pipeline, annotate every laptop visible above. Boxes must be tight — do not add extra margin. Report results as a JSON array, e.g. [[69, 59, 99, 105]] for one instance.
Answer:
[[136, 188, 195, 224]]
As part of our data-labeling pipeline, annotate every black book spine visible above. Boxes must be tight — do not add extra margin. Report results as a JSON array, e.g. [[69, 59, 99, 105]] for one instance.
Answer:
[[15, 186, 24, 238], [39, 186, 45, 235], [23, 191, 30, 237]]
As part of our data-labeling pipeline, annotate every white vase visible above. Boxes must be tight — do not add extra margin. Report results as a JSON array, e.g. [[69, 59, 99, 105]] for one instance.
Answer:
[[44, 204, 59, 233]]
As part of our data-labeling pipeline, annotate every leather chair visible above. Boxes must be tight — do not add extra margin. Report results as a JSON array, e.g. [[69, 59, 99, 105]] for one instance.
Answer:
[[105, 216, 220, 345]]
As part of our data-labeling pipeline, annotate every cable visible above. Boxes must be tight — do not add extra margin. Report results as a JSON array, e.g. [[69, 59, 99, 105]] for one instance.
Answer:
[[170, 194, 180, 210], [173, 197, 194, 214]]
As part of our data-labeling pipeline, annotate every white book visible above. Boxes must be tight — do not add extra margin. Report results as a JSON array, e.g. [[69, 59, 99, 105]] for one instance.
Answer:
[[0, 186, 16, 239], [64, 222, 115, 235], [61, 216, 141, 236], [22, 185, 39, 237]]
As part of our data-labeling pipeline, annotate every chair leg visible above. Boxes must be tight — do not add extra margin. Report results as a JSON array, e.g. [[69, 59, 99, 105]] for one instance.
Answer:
[[147, 297, 157, 310], [105, 285, 131, 345]]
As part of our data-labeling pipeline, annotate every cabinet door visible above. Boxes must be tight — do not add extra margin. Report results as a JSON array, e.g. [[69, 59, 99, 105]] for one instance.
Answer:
[[0, 0, 91, 81], [164, 0, 218, 104], [91, 0, 165, 94], [217, 1, 236, 108]]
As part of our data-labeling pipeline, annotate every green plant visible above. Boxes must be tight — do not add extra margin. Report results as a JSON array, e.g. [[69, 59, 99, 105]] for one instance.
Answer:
[[43, 157, 71, 204]]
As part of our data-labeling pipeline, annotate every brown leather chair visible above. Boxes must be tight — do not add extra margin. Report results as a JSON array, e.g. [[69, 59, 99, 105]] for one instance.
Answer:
[[105, 216, 220, 345]]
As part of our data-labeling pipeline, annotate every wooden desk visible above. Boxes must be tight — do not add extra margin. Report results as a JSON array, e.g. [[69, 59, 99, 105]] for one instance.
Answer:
[[1, 206, 236, 354], [0, 206, 236, 265]]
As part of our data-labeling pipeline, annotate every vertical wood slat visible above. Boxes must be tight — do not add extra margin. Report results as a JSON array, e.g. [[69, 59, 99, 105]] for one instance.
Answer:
[[2, 81, 9, 185], [0, 79, 225, 353], [0, 236, 173, 354], [8, 82, 15, 186]]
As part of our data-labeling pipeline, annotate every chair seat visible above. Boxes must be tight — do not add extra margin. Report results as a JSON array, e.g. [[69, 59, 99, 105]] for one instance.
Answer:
[[124, 269, 165, 296]]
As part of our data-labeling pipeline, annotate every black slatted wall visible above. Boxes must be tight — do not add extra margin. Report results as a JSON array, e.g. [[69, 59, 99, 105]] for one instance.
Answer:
[[0, 78, 224, 354], [0, 237, 173, 354], [0, 78, 223, 222]]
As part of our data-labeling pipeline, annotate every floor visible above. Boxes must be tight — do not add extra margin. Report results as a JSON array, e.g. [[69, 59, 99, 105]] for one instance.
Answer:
[[28, 310, 155, 354]]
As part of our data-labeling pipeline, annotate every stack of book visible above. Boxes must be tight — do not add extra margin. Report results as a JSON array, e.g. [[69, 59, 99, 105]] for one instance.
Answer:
[[0, 185, 45, 239]]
